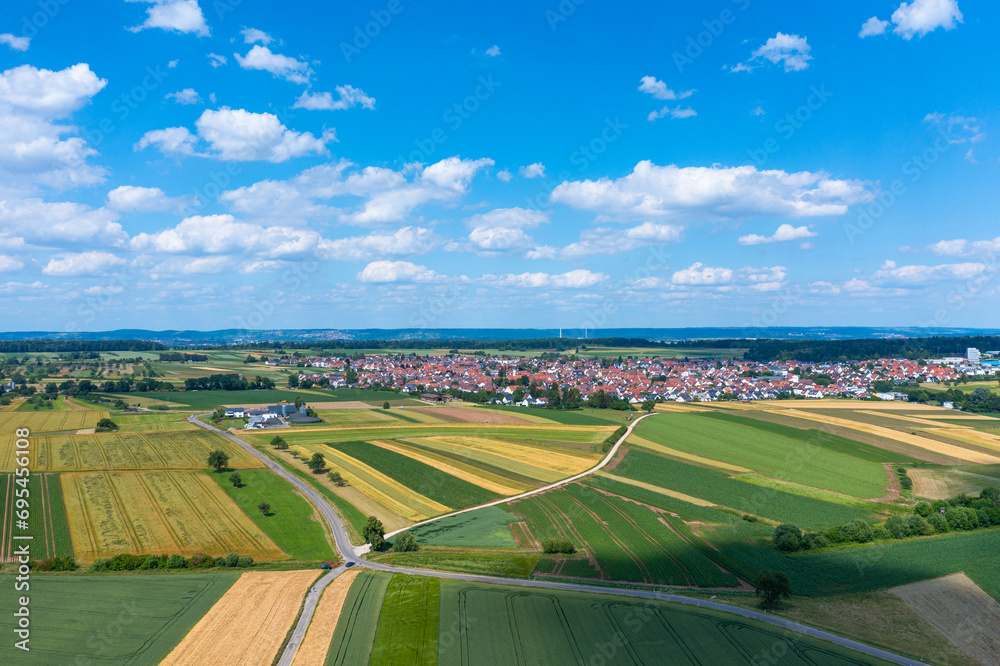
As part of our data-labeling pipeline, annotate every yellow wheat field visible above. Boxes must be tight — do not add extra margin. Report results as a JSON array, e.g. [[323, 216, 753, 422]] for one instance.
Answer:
[[61, 471, 286, 562], [0, 410, 109, 436], [163, 570, 319, 666], [1, 429, 262, 473], [295, 445, 450, 521], [404, 437, 576, 484], [293, 569, 361, 666], [434, 435, 598, 474], [918, 427, 1000, 453], [369, 440, 532, 495], [777, 409, 1000, 464]]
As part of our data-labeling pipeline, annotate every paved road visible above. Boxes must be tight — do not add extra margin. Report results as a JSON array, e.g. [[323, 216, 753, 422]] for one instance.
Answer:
[[189, 414, 929, 666]]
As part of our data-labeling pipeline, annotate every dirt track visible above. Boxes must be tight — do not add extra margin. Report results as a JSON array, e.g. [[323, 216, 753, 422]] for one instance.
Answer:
[[292, 569, 361, 666]]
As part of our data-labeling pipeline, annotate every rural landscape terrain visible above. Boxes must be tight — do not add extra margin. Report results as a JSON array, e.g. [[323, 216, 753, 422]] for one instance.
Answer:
[[0, 337, 998, 665]]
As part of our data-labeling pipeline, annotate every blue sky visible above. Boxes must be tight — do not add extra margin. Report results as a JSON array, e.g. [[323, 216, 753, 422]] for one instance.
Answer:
[[0, 0, 997, 333]]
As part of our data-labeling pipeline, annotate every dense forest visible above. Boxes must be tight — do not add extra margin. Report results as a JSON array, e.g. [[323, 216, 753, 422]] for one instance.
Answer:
[[0, 340, 166, 353], [744, 337, 1000, 362]]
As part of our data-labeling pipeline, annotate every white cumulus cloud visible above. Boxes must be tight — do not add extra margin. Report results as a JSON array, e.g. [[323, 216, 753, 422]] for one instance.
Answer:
[[234, 45, 312, 84], [42, 251, 126, 276], [859, 16, 889, 37], [357, 260, 444, 283], [551, 161, 873, 221], [738, 224, 817, 246], [892, 0, 963, 39], [733, 32, 813, 72], [127, 0, 209, 37], [294, 85, 375, 111], [0, 34, 30, 51]]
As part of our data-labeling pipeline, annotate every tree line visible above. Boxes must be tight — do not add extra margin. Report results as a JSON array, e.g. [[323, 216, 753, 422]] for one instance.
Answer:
[[0, 340, 166, 353], [745, 336, 1000, 362]]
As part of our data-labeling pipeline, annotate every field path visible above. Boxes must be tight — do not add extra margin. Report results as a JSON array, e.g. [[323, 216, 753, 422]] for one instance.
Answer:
[[189, 413, 931, 666]]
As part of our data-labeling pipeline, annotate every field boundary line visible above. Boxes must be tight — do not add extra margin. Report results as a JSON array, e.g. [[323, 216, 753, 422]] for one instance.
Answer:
[[132, 472, 186, 554], [383, 412, 658, 540], [105, 472, 144, 554]]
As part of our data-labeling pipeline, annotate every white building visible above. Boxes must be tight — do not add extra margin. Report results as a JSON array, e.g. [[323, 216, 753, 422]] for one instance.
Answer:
[[968, 348, 981, 364]]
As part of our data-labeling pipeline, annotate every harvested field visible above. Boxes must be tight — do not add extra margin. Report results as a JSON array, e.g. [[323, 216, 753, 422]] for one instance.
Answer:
[[246, 423, 615, 447], [292, 569, 361, 666], [413, 406, 531, 424], [305, 401, 371, 410], [162, 570, 319, 666], [312, 409, 397, 426], [62, 470, 287, 562], [779, 409, 1000, 464], [910, 466, 1000, 499], [3, 429, 262, 472], [890, 573, 1000, 666]]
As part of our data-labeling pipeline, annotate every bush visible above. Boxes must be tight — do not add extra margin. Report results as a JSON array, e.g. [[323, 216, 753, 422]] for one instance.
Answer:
[[541, 538, 576, 554], [801, 533, 828, 550], [841, 519, 874, 543], [601, 426, 627, 453], [166, 554, 187, 569], [884, 515, 909, 539], [140, 554, 161, 570], [32, 556, 77, 571], [237, 556, 254, 568], [927, 513, 949, 533], [906, 514, 934, 536], [773, 524, 802, 551], [393, 532, 418, 552], [914, 502, 933, 517], [225, 552, 240, 567]]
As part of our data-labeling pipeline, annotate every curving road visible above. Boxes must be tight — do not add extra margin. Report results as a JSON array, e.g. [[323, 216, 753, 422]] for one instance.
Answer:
[[189, 414, 929, 666]]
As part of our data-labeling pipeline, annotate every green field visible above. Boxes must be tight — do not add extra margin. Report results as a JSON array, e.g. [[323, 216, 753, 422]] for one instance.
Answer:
[[407, 507, 521, 548], [0, 573, 239, 664], [326, 570, 393, 665], [333, 578, 884, 665], [509, 483, 739, 587], [0, 473, 73, 559], [211, 468, 336, 561], [331, 441, 501, 509], [615, 449, 876, 529], [635, 413, 889, 499], [370, 575, 440, 665]]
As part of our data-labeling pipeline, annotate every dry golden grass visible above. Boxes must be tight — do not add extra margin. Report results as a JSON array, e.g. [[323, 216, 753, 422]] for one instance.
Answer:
[[923, 427, 1000, 452], [759, 400, 945, 411], [595, 472, 717, 507], [413, 406, 533, 424], [626, 435, 751, 474], [163, 570, 319, 666], [292, 569, 361, 666], [61, 471, 286, 562], [909, 467, 1000, 500], [891, 573, 1000, 666], [303, 401, 370, 409], [652, 403, 708, 413], [779, 409, 1000, 464], [369, 440, 530, 495]]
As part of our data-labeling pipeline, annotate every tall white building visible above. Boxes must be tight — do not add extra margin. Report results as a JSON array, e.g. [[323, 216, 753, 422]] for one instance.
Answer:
[[967, 348, 981, 364]]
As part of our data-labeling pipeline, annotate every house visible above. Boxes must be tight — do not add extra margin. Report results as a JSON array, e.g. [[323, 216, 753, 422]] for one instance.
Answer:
[[267, 404, 299, 418], [225, 407, 245, 418]]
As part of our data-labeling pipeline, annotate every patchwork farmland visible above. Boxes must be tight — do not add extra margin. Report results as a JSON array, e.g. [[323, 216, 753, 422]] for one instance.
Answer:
[[61, 470, 287, 562], [0, 472, 72, 561], [324, 573, 884, 665]]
